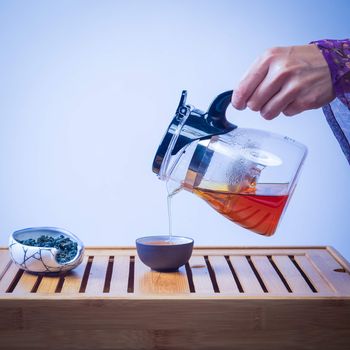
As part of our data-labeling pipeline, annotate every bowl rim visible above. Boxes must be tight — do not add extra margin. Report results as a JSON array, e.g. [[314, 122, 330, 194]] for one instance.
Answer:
[[11, 226, 84, 248], [136, 235, 194, 246]]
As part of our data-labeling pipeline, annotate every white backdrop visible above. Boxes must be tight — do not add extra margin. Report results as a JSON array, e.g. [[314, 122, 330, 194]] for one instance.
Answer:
[[0, 1, 349, 258]]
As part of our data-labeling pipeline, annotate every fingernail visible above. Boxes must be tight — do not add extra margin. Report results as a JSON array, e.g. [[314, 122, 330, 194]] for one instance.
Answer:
[[232, 96, 245, 110], [232, 92, 239, 104], [234, 104, 246, 111], [247, 101, 258, 112], [261, 111, 270, 119]]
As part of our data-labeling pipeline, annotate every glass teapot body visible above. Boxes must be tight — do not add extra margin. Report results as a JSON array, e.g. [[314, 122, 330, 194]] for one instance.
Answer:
[[153, 91, 307, 236]]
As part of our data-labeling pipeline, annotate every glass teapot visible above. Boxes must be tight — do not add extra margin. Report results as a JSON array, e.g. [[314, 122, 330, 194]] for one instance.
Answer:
[[152, 91, 307, 236]]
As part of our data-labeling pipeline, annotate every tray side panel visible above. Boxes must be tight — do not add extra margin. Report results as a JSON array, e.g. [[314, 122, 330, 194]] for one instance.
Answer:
[[0, 299, 349, 350]]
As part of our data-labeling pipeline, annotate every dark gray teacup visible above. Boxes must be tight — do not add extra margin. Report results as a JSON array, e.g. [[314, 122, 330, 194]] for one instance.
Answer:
[[136, 235, 194, 272]]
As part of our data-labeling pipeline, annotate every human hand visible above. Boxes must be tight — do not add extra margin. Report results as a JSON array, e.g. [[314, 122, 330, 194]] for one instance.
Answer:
[[231, 44, 335, 119]]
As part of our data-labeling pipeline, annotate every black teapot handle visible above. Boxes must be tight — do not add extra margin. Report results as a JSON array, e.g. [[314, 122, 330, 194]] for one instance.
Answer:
[[207, 90, 235, 129]]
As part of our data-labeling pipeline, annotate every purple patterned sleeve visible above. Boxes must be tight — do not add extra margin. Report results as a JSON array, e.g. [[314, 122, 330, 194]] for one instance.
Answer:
[[311, 39, 350, 108], [310, 39, 350, 165]]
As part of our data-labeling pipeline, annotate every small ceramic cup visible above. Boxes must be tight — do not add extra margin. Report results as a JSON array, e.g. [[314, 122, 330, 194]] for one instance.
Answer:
[[136, 235, 194, 272], [9, 227, 85, 274]]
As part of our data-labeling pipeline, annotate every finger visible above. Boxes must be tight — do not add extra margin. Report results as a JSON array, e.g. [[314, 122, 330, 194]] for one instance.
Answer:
[[283, 102, 304, 117], [260, 85, 297, 120], [245, 68, 285, 112], [232, 56, 270, 110]]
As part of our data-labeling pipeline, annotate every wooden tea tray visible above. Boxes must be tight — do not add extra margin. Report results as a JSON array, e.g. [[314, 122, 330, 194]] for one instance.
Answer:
[[1, 246, 350, 349]]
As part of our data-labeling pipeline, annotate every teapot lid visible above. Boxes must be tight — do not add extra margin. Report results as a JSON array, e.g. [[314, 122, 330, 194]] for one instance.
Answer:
[[152, 90, 237, 176]]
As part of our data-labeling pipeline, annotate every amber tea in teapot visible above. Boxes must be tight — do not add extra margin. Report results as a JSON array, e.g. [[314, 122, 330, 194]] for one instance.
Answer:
[[193, 183, 289, 236]]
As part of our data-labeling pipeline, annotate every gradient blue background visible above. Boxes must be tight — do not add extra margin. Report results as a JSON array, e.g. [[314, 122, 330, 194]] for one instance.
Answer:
[[1, 1, 349, 257]]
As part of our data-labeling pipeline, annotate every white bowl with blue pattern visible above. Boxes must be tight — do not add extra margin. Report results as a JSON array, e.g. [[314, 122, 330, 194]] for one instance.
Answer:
[[9, 227, 85, 273]]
